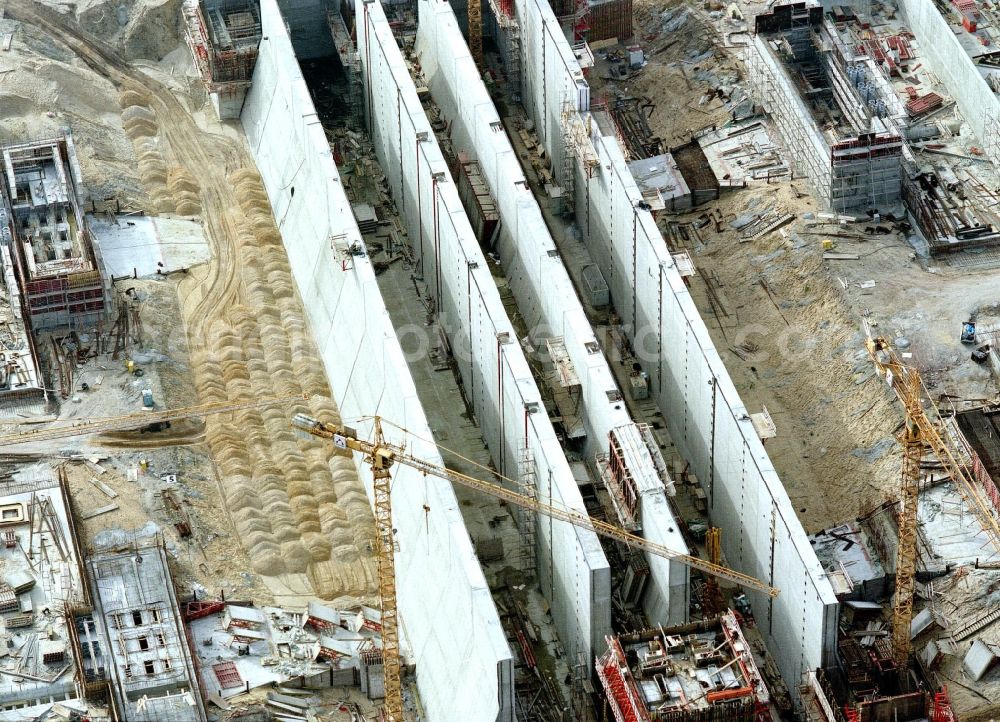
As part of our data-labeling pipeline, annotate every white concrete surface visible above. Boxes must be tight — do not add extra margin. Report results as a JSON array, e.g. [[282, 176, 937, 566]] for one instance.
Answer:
[[356, 0, 610, 668], [584, 126, 839, 700], [897, 0, 1000, 165], [90, 215, 210, 278], [241, 3, 514, 718], [510, 0, 839, 698], [210, 89, 249, 120], [515, 0, 589, 188], [414, 0, 690, 627]]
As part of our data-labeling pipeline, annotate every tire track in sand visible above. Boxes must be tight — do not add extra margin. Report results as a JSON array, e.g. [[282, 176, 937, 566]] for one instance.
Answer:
[[7, 1, 377, 600]]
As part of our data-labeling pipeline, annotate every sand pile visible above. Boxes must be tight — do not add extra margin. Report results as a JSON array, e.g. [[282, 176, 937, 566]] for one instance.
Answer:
[[5, 0, 377, 602], [181, 168, 377, 598], [77, 0, 184, 61], [167, 166, 202, 215], [119, 91, 177, 213], [119, 90, 202, 215]]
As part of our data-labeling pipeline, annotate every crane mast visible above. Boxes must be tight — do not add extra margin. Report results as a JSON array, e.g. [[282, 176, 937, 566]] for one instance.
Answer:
[[293, 412, 779, 720], [895, 393, 922, 674], [702, 527, 725, 616], [0, 397, 778, 722], [369, 418, 403, 722], [468, 0, 483, 68], [867, 336, 1000, 675], [866, 337, 930, 674]]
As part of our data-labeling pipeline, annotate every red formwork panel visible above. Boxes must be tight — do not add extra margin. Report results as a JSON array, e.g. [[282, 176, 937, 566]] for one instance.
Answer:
[[212, 661, 243, 689], [586, 0, 632, 43]]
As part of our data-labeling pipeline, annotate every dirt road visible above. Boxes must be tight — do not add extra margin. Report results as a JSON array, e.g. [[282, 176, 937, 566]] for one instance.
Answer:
[[6, 1, 377, 602]]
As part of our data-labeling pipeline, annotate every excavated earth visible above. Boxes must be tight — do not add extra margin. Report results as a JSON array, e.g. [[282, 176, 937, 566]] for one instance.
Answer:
[[2, 0, 377, 602]]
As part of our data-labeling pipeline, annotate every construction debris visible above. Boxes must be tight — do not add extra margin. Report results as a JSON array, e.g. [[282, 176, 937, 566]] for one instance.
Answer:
[[189, 599, 391, 705], [8, 0, 1000, 718]]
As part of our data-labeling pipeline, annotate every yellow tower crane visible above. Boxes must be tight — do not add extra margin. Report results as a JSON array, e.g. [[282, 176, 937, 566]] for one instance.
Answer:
[[0, 401, 779, 722], [291, 412, 779, 721], [866, 336, 1000, 675], [701, 527, 725, 617]]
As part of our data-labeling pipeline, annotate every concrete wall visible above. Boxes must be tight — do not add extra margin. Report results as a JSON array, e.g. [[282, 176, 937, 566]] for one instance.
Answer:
[[276, 0, 335, 58], [210, 88, 249, 120], [897, 0, 1000, 165], [241, 3, 514, 719], [583, 123, 838, 707], [356, 0, 611, 667], [511, 0, 839, 697], [745, 36, 832, 207], [416, 0, 618, 462], [414, 0, 690, 627], [515, 0, 589, 187]]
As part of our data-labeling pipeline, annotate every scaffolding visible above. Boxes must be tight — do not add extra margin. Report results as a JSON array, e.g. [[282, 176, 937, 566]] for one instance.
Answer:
[[560, 102, 600, 217], [570, 650, 591, 721], [746, 35, 831, 201], [87, 539, 208, 722], [745, 23, 903, 213], [572, 0, 590, 42], [183, 0, 261, 97], [0, 133, 108, 331], [517, 447, 537, 579], [829, 133, 903, 213], [508, 24, 522, 102], [329, 9, 364, 130], [561, 104, 577, 214], [488, 0, 522, 102], [981, 108, 1000, 166]]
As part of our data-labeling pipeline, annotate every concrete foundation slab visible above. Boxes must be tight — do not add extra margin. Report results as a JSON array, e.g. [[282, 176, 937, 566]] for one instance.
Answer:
[[90, 215, 210, 278]]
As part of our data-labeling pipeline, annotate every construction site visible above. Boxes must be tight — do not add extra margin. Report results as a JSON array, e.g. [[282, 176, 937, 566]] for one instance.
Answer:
[[1, 0, 1000, 718]]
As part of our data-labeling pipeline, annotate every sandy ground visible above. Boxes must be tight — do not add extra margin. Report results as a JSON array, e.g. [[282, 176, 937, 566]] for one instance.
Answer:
[[0, 0, 378, 610], [622, 1, 738, 145], [621, 0, 1000, 712], [60, 277, 274, 603], [612, 0, 1000, 537], [596, 0, 901, 530]]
